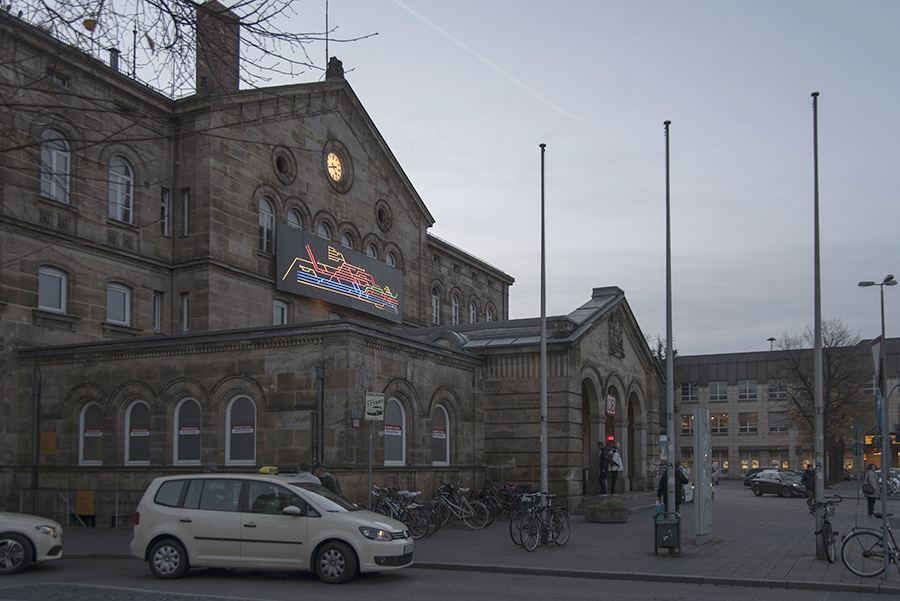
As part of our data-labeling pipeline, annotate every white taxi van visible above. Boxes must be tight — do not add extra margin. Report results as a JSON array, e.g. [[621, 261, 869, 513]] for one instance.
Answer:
[[130, 472, 412, 584]]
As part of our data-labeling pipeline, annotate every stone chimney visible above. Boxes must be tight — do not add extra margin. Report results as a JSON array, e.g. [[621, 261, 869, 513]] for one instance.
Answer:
[[196, 0, 240, 95]]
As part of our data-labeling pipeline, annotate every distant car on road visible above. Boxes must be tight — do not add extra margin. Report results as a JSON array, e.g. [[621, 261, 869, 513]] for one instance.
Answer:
[[751, 470, 807, 498], [0, 511, 64, 575]]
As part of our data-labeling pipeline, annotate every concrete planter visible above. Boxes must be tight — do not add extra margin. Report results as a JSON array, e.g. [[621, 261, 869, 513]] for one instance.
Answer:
[[585, 505, 628, 523]]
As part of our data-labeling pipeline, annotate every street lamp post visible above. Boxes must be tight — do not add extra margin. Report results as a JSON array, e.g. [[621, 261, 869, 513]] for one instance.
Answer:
[[858, 274, 896, 578]]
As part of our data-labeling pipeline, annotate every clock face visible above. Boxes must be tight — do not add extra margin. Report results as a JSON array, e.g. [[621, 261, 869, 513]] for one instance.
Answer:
[[326, 152, 343, 181]]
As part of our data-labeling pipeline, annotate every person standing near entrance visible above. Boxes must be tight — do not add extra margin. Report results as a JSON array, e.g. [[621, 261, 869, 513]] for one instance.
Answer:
[[609, 441, 624, 497], [597, 441, 610, 496], [864, 463, 880, 516]]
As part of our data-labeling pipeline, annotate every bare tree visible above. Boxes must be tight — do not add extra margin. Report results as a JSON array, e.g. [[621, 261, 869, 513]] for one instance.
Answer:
[[10, 0, 374, 96], [777, 319, 874, 484]]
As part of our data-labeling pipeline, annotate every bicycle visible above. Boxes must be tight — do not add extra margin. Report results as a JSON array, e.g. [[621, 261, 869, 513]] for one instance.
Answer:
[[810, 494, 841, 563], [516, 493, 570, 552], [430, 481, 490, 530], [508, 492, 540, 546], [368, 486, 430, 539], [841, 512, 900, 577]]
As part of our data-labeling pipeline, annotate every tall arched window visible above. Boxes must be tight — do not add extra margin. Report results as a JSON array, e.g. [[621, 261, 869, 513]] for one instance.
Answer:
[[469, 301, 477, 324], [40, 130, 69, 203], [384, 398, 405, 466], [432, 405, 449, 466], [108, 157, 133, 223], [79, 402, 104, 466], [287, 209, 302, 229], [486, 307, 493, 322], [258, 197, 275, 253], [451, 295, 460, 325], [431, 287, 440, 325], [125, 400, 151, 465], [174, 398, 202, 465], [226, 395, 256, 465]]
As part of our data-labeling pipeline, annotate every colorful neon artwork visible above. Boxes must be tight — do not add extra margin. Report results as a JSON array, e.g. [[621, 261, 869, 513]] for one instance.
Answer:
[[281, 244, 400, 315]]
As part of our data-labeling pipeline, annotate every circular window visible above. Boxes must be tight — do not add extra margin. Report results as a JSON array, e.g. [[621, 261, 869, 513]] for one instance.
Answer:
[[272, 147, 296, 185], [375, 200, 393, 233]]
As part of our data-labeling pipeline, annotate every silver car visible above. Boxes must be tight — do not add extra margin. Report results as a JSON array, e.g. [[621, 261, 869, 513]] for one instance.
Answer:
[[0, 511, 64, 574], [131, 473, 413, 584]]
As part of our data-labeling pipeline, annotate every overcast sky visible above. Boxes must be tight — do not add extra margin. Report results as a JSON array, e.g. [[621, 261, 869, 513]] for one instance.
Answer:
[[283, 1, 899, 356]]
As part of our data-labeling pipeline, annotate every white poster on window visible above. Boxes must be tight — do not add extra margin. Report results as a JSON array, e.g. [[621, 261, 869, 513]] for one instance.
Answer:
[[231, 424, 254, 435], [179, 426, 200, 436], [384, 424, 402, 436], [432, 428, 446, 439], [84, 429, 103, 437], [130, 428, 150, 437]]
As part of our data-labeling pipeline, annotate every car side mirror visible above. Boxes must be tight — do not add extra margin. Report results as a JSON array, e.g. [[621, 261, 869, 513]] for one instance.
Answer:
[[282, 505, 303, 516]]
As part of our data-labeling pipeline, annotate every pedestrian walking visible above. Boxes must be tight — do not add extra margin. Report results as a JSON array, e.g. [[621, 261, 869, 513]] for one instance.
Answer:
[[657, 460, 689, 512], [597, 441, 610, 495], [294, 461, 321, 484], [801, 464, 816, 513], [864, 463, 880, 516], [609, 441, 624, 497]]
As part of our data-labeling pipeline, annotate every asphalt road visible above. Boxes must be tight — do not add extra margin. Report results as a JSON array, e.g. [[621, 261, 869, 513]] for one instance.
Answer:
[[0, 558, 889, 601]]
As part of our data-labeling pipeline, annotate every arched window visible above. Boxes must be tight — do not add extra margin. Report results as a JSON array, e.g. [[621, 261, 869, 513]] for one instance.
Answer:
[[486, 307, 493, 322], [173, 398, 202, 466], [258, 197, 275, 253], [226, 395, 256, 465], [431, 287, 440, 325], [108, 157, 133, 223], [386, 252, 397, 268], [79, 402, 104, 466], [38, 266, 66, 313], [432, 404, 449, 466], [341, 232, 353, 249], [106, 283, 131, 325], [469, 302, 477, 324], [384, 398, 405, 466], [125, 400, 151, 465], [451, 295, 460, 325], [317, 222, 332, 240], [287, 209, 302, 229], [366, 243, 377, 259], [40, 130, 69, 203]]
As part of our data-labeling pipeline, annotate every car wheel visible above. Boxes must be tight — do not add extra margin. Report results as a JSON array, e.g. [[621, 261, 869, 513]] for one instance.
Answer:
[[0, 533, 33, 575], [149, 538, 188, 579], [780, 486, 791, 498], [315, 541, 357, 584], [752, 485, 763, 497]]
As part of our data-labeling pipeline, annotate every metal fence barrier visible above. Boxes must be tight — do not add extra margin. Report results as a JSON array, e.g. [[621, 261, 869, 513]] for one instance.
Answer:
[[19, 489, 144, 528]]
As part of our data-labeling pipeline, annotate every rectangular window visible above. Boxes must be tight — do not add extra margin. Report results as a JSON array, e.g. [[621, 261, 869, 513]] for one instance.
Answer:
[[712, 450, 729, 475], [738, 379, 757, 400], [273, 300, 287, 325], [709, 381, 728, 401], [153, 292, 162, 333], [710, 413, 728, 434], [680, 382, 698, 403], [181, 293, 190, 333], [38, 267, 66, 313], [106, 284, 130, 325], [768, 411, 789, 432], [767, 379, 788, 399], [48, 72, 69, 87], [738, 412, 758, 433], [181, 189, 190, 237], [864, 377, 876, 395], [161, 189, 170, 236], [681, 414, 693, 434]]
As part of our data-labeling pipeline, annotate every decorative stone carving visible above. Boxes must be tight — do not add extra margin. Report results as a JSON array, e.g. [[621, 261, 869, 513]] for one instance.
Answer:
[[609, 309, 625, 358]]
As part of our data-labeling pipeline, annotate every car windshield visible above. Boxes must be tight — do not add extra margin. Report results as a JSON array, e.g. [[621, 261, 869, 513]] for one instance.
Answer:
[[780, 472, 801, 481], [285, 482, 360, 512]]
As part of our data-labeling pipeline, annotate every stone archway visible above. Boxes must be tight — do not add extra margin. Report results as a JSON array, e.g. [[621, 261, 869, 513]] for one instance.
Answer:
[[581, 377, 602, 494]]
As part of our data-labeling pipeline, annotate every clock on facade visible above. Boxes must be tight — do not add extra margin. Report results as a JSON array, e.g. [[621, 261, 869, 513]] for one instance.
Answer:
[[323, 140, 353, 193]]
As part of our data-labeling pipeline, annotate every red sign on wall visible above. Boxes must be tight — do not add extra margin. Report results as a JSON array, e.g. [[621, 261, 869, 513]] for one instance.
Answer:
[[607, 394, 616, 416]]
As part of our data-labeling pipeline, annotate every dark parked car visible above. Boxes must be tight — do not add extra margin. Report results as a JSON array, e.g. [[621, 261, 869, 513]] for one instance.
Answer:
[[743, 467, 801, 486], [751, 470, 807, 498], [742, 468, 768, 486]]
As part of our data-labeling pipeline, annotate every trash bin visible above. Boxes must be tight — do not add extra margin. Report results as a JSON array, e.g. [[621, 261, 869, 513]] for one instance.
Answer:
[[654, 511, 681, 555]]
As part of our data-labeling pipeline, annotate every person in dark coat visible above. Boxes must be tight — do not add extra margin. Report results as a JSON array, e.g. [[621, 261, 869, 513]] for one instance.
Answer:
[[657, 461, 690, 512], [597, 441, 610, 496], [312, 462, 342, 496], [801, 464, 816, 513]]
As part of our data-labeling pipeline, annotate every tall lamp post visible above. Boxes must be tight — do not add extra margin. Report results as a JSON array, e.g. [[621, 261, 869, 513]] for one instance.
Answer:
[[858, 273, 896, 578]]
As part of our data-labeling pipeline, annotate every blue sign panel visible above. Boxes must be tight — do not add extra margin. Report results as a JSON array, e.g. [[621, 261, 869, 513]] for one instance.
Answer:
[[276, 224, 402, 323]]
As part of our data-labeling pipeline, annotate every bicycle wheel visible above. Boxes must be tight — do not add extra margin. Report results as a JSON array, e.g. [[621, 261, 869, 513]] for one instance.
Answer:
[[421, 505, 441, 537], [468, 501, 490, 529], [509, 510, 526, 545], [823, 522, 835, 563], [549, 510, 570, 546], [403, 507, 429, 540], [841, 530, 886, 577], [520, 513, 541, 552]]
